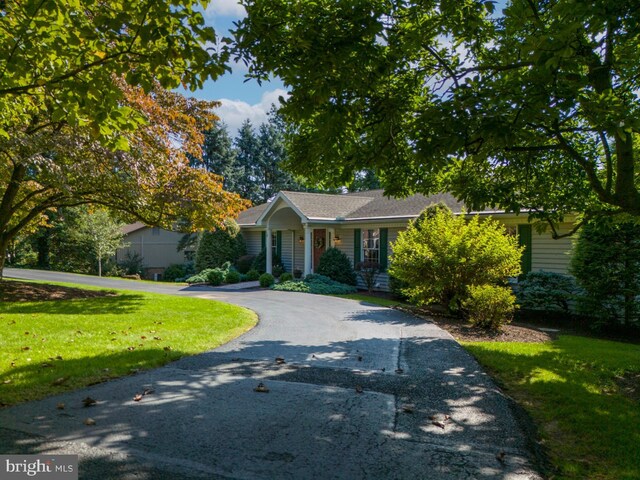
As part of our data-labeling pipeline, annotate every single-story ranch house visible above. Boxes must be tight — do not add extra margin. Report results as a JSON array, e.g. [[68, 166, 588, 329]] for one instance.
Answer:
[[237, 189, 576, 291]]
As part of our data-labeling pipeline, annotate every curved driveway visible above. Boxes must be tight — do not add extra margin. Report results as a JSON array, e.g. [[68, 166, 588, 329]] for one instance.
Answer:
[[1, 269, 542, 479]]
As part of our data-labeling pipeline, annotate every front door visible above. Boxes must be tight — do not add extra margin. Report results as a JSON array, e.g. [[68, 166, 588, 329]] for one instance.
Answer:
[[313, 229, 326, 270]]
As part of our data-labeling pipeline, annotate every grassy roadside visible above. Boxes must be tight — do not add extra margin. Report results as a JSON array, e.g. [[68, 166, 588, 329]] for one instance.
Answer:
[[0, 280, 257, 406], [463, 336, 640, 480]]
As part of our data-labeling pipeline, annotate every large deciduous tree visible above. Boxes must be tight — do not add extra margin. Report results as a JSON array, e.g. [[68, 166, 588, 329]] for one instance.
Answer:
[[0, 83, 249, 276], [233, 0, 640, 230], [1, 0, 227, 141]]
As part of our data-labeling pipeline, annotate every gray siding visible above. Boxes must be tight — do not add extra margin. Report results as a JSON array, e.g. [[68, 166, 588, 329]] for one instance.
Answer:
[[281, 230, 293, 273], [117, 228, 186, 269], [243, 230, 263, 256], [531, 223, 574, 274]]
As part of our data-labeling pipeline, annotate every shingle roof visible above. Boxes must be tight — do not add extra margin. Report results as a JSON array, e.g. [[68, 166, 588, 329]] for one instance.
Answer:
[[281, 191, 372, 219], [122, 222, 146, 235], [237, 202, 270, 226], [345, 192, 464, 219], [236, 190, 473, 226]]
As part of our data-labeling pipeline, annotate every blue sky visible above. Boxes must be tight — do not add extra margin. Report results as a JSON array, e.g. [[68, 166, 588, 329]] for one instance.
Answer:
[[188, 0, 286, 135]]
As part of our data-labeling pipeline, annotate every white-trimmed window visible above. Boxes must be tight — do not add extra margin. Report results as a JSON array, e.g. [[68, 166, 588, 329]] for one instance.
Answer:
[[362, 229, 380, 263]]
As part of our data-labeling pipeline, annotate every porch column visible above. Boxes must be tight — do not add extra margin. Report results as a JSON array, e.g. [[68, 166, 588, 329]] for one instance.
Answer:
[[266, 226, 273, 274], [303, 224, 312, 276]]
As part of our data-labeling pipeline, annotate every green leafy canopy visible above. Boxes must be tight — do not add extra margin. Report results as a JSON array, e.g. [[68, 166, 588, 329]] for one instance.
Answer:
[[234, 0, 640, 228]]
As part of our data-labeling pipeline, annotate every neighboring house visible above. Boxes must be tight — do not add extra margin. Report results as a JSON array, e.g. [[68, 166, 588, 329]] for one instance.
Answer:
[[237, 190, 576, 291], [116, 223, 191, 279]]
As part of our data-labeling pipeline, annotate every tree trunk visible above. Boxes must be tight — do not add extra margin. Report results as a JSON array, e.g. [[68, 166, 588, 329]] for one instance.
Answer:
[[0, 237, 8, 280]]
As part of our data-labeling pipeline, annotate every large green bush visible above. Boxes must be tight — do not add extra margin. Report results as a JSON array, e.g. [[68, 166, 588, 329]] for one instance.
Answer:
[[194, 220, 246, 272], [251, 249, 283, 274], [163, 263, 195, 282], [571, 218, 640, 329], [388, 204, 522, 312], [462, 285, 517, 330], [516, 271, 579, 314], [316, 248, 357, 285], [235, 254, 256, 274]]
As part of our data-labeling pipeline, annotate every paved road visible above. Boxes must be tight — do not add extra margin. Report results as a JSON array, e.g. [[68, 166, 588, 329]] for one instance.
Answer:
[[1, 269, 543, 479]]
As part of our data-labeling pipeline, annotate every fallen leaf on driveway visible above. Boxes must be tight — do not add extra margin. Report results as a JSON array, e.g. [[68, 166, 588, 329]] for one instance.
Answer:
[[496, 451, 506, 464], [355, 385, 364, 394], [56, 403, 65, 410], [429, 413, 451, 429], [275, 357, 285, 364], [402, 404, 415, 414], [83, 418, 96, 426], [254, 382, 269, 393], [82, 397, 97, 407], [133, 394, 143, 402], [395, 368, 404, 374]]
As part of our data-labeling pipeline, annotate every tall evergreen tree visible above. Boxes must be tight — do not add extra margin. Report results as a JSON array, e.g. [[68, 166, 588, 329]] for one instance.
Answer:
[[200, 122, 242, 192], [234, 120, 262, 203]]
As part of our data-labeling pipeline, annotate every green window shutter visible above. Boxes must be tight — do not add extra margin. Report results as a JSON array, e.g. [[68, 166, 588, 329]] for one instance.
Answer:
[[518, 224, 532, 275], [380, 228, 388, 271], [276, 230, 282, 258], [261, 231, 266, 252], [354, 229, 361, 265]]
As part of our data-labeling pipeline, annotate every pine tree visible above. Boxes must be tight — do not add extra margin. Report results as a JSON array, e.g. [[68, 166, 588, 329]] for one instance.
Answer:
[[234, 120, 262, 203], [200, 122, 242, 192]]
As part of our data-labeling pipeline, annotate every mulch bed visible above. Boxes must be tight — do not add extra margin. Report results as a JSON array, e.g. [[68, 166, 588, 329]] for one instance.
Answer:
[[0, 280, 115, 302], [406, 308, 556, 343]]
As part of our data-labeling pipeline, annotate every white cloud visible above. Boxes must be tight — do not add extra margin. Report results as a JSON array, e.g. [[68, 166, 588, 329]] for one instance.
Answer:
[[215, 89, 289, 135], [204, 0, 246, 18]]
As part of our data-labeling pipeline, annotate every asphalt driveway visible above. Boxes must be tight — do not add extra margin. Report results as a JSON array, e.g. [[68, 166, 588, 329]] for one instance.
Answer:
[[1, 269, 542, 479]]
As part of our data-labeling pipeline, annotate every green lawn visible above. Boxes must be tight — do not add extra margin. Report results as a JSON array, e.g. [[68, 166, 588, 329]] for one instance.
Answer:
[[463, 336, 640, 480], [0, 282, 257, 406]]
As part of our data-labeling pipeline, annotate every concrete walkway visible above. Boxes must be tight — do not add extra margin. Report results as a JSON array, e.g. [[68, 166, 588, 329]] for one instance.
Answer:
[[1, 269, 542, 479]]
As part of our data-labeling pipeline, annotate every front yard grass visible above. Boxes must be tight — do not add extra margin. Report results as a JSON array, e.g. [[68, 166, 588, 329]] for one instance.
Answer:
[[0, 280, 257, 406], [463, 335, 640, 480]]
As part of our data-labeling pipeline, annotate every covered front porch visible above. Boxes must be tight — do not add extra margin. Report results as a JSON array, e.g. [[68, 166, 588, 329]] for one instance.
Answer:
[[256, 195, 339, 276]]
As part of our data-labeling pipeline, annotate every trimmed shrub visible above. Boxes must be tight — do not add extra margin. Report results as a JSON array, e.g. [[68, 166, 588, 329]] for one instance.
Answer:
[[185, 269, 212, 284], [225, 270, 241, 284], [195, 220, 246, 271], [355, 260, 381, 292], [251, 250, 284, 274], [235, 254, 256, 274], [246, 269, 260, 281], [206, 268, 225, 286], [279, 272, 294, 282], [163, 263, 195, 282], [293, 269, 303, 279], [516, 271, 579, 313], [316, 248, 357, 285], [259, 273, 275, 288], [463, 284, 517, 330], [389, 204, 522, 312], [571, 217, 640, 329]]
